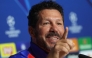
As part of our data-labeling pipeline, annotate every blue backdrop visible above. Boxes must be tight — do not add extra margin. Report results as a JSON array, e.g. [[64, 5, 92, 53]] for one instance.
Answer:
[[0, 0, 92, 58]]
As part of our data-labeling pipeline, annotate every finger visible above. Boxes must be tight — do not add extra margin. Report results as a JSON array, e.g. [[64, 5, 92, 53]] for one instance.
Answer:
[[67, 39, 75, 50], [62, 27, 68, 39], [61, 43, 70, 52], [57, 41, 71, 51], [55, 43, 69, 54], [60, 46, 69, 54]]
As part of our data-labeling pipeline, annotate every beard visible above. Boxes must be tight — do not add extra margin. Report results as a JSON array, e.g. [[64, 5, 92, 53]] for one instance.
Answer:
[[34, 30, 63, 51]]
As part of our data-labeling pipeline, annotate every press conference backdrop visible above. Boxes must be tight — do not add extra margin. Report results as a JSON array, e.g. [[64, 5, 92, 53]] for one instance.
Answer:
[[0, 0, 92, 58]]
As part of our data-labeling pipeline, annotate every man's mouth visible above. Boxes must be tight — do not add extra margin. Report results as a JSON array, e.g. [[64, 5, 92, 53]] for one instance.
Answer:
[[46, 36, 60, 44]]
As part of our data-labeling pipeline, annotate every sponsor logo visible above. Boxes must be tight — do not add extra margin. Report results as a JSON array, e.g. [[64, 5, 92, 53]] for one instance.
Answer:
[[69, 38, 79, 52], [0, 43, 17, 57], [5, 15, 21, 38], [78, 37, 92, 50]]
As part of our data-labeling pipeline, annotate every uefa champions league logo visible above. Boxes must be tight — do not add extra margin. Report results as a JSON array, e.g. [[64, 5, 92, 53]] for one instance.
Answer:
[[69, 12, 83, 34], [7, 15, 15, 30], [5, 15, 21, 38]]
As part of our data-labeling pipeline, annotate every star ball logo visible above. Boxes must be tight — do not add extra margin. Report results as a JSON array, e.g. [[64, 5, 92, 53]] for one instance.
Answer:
[[87, 0, 92, 7]]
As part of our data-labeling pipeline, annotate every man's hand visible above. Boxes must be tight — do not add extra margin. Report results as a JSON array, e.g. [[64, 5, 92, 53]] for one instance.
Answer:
[[47, 27, 75, 58]]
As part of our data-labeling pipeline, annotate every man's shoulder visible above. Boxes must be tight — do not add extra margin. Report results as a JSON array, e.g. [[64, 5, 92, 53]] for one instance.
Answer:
[[9, 50, 34, 58]]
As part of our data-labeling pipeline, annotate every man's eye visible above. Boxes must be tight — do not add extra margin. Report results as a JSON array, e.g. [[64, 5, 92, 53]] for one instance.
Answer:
[[57, 23, 62, 25], [43, 22, 49, 25]]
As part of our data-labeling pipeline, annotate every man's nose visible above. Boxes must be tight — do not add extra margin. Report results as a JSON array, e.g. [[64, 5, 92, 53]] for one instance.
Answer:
[[50, 24, 58, 32]]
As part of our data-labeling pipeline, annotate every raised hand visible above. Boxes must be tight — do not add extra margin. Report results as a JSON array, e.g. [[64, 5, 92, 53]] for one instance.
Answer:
[[47, 27, 75, 58]]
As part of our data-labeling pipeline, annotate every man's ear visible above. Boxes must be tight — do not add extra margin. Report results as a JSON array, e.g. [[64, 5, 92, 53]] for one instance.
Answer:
[[28, 26, 36, 39]]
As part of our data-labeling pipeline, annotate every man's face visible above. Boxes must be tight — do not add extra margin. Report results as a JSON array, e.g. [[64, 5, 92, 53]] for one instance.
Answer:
[[33, 9, 64, 50]]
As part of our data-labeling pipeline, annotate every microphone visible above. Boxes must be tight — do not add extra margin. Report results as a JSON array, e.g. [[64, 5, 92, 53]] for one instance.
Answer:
[[78, 54, 92, 58]]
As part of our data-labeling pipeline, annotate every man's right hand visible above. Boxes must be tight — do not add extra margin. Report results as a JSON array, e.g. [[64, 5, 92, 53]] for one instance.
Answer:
[[47, 27, 75, 58]]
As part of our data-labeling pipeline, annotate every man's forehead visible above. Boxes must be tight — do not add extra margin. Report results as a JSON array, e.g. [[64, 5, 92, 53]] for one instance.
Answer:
[[42, 17, 63, 21], [37, 9, 64, 22]]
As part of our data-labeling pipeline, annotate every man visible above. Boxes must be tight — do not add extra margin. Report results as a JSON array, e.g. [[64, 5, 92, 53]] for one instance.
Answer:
[[9, 1, 74, 58]]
